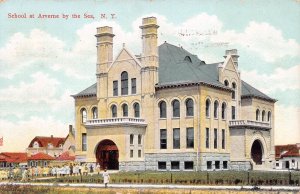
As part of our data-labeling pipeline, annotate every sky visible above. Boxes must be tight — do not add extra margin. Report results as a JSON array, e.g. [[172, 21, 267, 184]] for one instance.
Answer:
[[0, 0, 299, 152]]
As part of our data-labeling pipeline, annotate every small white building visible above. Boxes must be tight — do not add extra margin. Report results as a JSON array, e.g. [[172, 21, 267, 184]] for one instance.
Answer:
[[275, 143, 300, 170]]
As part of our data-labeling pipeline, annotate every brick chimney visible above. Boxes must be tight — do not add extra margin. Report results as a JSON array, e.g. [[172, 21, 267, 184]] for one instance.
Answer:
[[224, 49, 239, 67]]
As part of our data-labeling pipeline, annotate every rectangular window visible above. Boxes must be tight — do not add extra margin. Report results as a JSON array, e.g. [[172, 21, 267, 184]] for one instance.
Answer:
[[184, 161, 194, 170], [158, 162, 166, 170], [160, 129, 167, 149], [222, 129, 225, 149], [215, 161, 220, 169], [130, 149, 133, 158], [206, 128, 210, 148], [113, 81, 118, 96], [207, 161, 212, 169], [214, 128, 218, 149], [82, 133, 87, 151], [186, 128, 194, 148], [171, 161, 180, 170], [232, 106, 236, 120], [173, 128, 180, 149], [223, 161, 228, 169], [131, 78, 136, 94], [138, 150, 141, 158]]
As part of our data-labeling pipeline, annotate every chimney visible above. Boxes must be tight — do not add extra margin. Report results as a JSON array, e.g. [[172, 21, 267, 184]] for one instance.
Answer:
[[224, 49, 239, 67], [69, 125, 72, 133], [51, 135, 53, 138]]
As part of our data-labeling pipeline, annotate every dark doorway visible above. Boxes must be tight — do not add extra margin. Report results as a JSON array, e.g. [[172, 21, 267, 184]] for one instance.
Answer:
[[251, 140, 263, 165], [96, 139, 119, 170], [285, 161, 290, 169]]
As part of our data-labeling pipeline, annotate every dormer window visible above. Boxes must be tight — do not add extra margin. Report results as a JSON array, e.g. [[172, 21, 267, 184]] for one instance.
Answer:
[[184, 56, 192, 63], [48, 143, 53, 148], [33, 141, 39, 148], [59, 144, 63, 148]]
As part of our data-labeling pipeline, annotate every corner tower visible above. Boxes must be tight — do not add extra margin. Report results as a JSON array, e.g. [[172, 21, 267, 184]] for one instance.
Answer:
[[95, 26, 114, 99]]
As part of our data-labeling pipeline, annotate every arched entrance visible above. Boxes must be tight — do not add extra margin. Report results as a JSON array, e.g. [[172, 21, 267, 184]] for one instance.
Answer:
[[251, 140, 263, 165], [95, 139, 119, 170]]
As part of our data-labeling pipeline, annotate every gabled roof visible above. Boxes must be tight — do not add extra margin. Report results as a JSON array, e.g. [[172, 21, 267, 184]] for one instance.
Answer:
[[56, 151, 75, 161], [73, 42, 275, 103], [0, 152, 28, 163], [28, 136, 65, 148], [28, 152, 55, 160], [275, 144, 300, 159]]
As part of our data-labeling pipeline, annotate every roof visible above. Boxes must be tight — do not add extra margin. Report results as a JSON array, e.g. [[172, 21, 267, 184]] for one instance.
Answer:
[[275, 144, 300, 159], [56, 151, 75, 161], [0, 152, 28, 163], [73, 42, 275, 102], [28, 136, 65, 148], [28, 152, 55, 160]]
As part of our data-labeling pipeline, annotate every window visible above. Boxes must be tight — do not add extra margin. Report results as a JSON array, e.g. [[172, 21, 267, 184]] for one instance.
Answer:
[[82, 133, 87, 151], [131, 78, 136, 94], [113, 81, 118, 96], [133, 103, 140, 118], [205, 99, 211, 117], [232, 82, 236, 99], [184, 161, 193, 170], [159, 101, 167, 118], [214, 100, 219, 118], [171, 161, 180, 170], [186, 98, 194, 116], [160, 129, 167, 149], [268, 111, 271, 122], [33, 141, 39, 148], [224, 80, 229, 87], [207, 161, 212, 169], [173, 128, 180, 149], [256, 109, 260, 121], [223, 161, 228, 169], [121, 71, 128, 95], [158, 162, 166, 170], [81, 108, 87, 123], [184, 56, 192, 63], [232, 106, 236, 120], [92, 107, 98, 119], [111, 105, 117, 118], [215, 161, 220, 169], [130, 134, 134, 145], [262, 110, 265, 121], [222, 129, 225, 149], [206, 128, 210, 148], [138, 150, 142, 158], [186, 128, 194, 148], [122, 104, 128, 117], [214, 128, 218, 149], [130, 150, 133, 158], [172, 100, 180, 117], [44, 161, 47, 167], [138, 134, 142, 145], [221, 102, 226, 120]]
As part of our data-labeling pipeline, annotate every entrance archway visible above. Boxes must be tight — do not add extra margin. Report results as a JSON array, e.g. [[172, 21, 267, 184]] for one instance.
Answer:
[[95, 139, 119, 170], [251, 140, 263, 165]]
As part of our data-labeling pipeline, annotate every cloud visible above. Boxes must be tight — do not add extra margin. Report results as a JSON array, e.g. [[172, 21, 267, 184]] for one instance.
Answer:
[[275, 105, 300, 145], [0, 116, 68, 152], [241, 64, 300, 94]]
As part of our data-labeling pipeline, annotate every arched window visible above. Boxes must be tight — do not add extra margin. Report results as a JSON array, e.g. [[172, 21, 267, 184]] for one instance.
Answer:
[[268, 111, 271, 122], [206, 99, 211, 118], [186, 98, 194, 116], [221, 102, 226, 120], [133, 103, 140, 118], [121, 71, 128, 95], [214, 101, 219, 118], [138, 134, 142, 145], [130, 134, 134, 145], [184, 56, 192, 63], [262, 110, 265, 122], [92, 107, 98, 119], [81, 108, 87, 123], [111, 105, 117, 118], [232, 82, 236, 99], [256, 109, 260, 121], [172, 100, 180, 117], [122, 104, 128, 117], [159, 101, 167, 118], [224, 80, 229, 87]]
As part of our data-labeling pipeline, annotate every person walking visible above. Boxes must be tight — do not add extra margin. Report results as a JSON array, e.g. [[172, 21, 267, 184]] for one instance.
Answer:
[[102, 168, 110, 188]]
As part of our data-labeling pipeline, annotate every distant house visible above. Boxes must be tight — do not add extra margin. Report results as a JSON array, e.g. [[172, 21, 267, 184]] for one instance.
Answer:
[[28, 152, 55, 167], [275, 143, 300, 170], [0, 152, 28, 167]]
